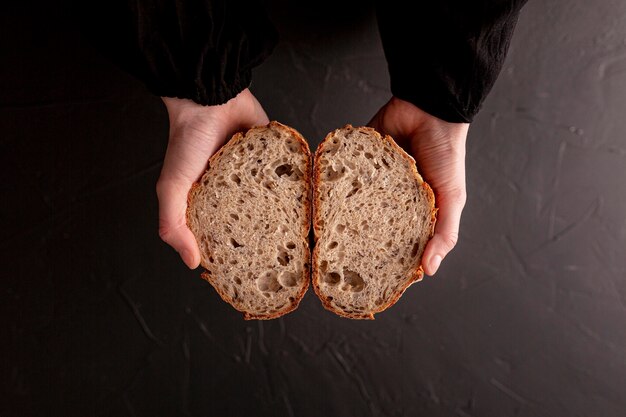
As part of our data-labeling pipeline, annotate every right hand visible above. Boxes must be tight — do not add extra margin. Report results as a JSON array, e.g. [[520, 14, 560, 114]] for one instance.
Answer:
[[157, 89, 269, 268]]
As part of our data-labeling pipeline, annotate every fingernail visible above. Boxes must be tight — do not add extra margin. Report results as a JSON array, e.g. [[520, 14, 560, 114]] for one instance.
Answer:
[[430, 255, 442, 275]]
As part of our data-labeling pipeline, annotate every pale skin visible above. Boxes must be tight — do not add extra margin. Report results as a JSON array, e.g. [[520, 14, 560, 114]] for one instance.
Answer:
[[157, 89, 468, 276]]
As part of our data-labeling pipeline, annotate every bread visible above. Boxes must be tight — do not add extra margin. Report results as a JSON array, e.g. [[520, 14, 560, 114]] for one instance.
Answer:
[[311, 125, 436, 319], [186, 122, 312, 320]]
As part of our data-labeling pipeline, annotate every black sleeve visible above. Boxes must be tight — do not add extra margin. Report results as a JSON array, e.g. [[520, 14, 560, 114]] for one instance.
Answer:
[[375, 0, 528, 123], [79, 0, 278, 106]]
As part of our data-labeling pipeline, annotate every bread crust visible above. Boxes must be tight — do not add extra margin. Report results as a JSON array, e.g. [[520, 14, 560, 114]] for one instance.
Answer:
[[311, 125, 437, 319], [187, 121, 312, 320]]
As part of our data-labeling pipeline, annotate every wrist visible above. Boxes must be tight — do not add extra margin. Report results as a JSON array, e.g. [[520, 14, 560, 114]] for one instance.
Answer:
[[162, 89, 253, 128], [161, 97, 225, 127], [389, 96, 469, 140]]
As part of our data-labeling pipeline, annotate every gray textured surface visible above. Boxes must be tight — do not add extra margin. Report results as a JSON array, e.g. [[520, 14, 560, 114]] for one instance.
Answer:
[[2, 1, 626, 416]]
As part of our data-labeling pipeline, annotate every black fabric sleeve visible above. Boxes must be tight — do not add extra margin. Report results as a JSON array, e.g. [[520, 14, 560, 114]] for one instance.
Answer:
[[375, 0, 528, 123], [78, 0, 278, 106]]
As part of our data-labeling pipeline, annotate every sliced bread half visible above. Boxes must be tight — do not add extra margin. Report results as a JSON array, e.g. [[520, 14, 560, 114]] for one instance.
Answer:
[[186, 121, 312, 320], [312, 125, 436, 319]]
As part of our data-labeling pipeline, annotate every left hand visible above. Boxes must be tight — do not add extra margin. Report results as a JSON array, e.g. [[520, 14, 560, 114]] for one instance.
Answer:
[[157, 89, 269, 268], [368, 97, 469, 276]]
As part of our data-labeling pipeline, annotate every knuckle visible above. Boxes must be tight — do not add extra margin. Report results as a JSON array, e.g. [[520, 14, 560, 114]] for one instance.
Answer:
[[443, 232, 460, 250], [158, 225, 172, 243], [448, 188, 467, 206], [155, 177, 172, 199]]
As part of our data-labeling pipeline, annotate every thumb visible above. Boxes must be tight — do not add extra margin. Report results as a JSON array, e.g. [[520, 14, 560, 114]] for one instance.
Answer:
[[156, 177, 202, 269], [155, 127, 224, 269], [422, 188, 466, 276]]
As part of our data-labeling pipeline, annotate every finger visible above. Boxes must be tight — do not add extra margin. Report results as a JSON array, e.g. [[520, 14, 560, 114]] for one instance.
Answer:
[[422, 189, 466, 276], [366, 104, 414, 151], [155, 129, 226, 269], [156, 178, 201, 269]]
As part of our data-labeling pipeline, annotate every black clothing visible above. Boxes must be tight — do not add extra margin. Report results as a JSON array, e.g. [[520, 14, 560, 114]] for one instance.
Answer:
[[376, 0, 528, 122], [83, 0, 527, 123]]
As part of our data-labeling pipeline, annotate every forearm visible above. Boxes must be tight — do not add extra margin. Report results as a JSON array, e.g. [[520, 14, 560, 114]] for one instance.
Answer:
[[375, 0, 528, 123], [78, 0, 277, 106]]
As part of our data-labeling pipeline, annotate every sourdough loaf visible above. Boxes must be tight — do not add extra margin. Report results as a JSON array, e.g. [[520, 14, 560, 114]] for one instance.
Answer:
[[186, 122, 312, 320], [312, 125, 436, 319]]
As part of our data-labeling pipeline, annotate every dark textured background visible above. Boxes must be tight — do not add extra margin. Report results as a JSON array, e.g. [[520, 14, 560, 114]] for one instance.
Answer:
[[3, 1, 626, 416]]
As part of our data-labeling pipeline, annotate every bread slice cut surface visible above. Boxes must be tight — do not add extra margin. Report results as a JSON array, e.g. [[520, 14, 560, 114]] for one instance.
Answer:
[[187, 122, 312, 320], [312, 125, 436, 319]]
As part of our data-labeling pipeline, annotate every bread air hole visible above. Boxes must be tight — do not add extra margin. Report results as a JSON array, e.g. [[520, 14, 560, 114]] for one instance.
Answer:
[[323, 164, 345, 181], [346, 179, 361, 198], [411, 242, 420, 257], [341, 268, 365, 292], [286, 242, 296, 250], [229, 238, 243, 248], [230, 173, 241, 185], [234, 277, 242, 285], [335, 224, 346, 233], [278, 271, 298, 287], [327, 241, 338, 250], [364, 152, 373, 159], [324, 272, 341, 285], [230, 213, 239, 221], [256, 271, 282, 292], [250, 168, 258, 177], [275, 163, 293, 177], [277, 249, 290, 266], [285, 140, 300, 153], [320, 260, 328, 272]]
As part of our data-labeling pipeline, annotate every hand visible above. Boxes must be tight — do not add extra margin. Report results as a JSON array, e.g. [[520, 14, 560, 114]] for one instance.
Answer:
[[368, 97, 469, 276], [157, 89, 269, 268]]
